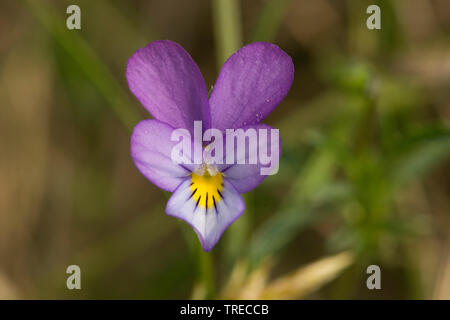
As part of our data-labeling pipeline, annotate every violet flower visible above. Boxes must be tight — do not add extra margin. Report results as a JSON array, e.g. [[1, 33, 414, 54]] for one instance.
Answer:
[[126, 40, 294, 251]]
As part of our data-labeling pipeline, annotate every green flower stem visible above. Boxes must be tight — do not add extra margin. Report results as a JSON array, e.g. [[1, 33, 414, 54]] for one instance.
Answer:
[[197, 243, 215, 299], [201, 0, 245, 297]]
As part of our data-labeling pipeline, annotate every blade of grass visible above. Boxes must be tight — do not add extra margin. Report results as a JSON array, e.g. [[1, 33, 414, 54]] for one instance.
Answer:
[[248, 145, 337, 267], [251, 0, 292, 42], [21, 0, 141, 131], [212, 0, 243, 66]]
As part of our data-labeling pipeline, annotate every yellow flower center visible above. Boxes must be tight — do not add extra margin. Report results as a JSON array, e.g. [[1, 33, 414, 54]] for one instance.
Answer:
[[190, 167, 223, 210]]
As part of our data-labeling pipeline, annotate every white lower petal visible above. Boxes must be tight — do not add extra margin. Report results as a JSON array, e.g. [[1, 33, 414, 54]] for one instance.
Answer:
[[165, 178, 245, 251]]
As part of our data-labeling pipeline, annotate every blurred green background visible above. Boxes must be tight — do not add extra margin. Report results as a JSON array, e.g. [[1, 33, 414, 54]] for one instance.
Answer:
[[1, 0, 449, 299]]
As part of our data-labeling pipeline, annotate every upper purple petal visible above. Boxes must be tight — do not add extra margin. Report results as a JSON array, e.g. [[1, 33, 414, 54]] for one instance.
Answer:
[[209, 42, 294, 131], [130, 119, 197, 192], [126, 40, 210, 132]]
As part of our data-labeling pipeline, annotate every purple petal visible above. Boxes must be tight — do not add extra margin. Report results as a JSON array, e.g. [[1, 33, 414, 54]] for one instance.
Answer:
[[126, 40, 210, 132], [130, 119, 197, 192], [216, 124, 281, 193], [209, 42, 294, 131], [166, 178, 245, 251]]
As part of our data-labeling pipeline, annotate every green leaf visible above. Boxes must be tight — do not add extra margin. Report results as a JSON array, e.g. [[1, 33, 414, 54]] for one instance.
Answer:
[[391, 126, 450, 184]]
